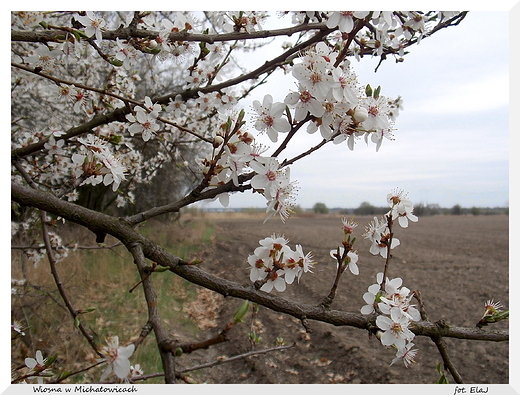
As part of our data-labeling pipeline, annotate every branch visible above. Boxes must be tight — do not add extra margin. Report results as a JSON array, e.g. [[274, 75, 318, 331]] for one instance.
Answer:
[[128, 242, 177, 383], [280, 131, 339, 167], [321, 247, 350, 309], [124, 172, 254, 225], [156, 25, 336, 104], [11, 105, 128, 160], [11, 22, 331, 44], [160, 321, 235, 355], [272, 113, 314, 159]]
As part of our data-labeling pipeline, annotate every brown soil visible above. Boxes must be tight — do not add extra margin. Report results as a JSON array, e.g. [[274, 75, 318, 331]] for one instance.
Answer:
[[177, 214, 509, 384]]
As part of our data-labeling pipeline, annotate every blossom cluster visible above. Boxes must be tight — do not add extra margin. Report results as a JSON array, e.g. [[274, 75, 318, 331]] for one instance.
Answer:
[[72, 135, 126, 192], [125, 96, 162, 142], [202, 110, 299, 222], [22, 230, 70, 267], [248, 234, 315, 293], [363, 188, 418, 257], [249, 42, 401, 152], [359, 189, 420, 367], [361, 272, 420, 368]]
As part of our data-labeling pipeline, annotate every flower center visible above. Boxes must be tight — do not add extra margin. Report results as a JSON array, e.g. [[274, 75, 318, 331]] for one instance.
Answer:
[[368, 106, 379, 116], [299, 90, 313, 103], [262, 115, 274, 127], [266, 170, 277, 181], [310, 72, 322, 84]]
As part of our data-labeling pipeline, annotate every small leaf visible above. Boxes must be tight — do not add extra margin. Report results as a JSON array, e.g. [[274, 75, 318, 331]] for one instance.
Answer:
[[58, 371, 72, 381], [233, 300, 250, 323], [373, 85, 381, 99], [45, 355, 58, 366], [75, 29, 90, 39], [111, 59, 124, 67], [365, 84, 373, 97]]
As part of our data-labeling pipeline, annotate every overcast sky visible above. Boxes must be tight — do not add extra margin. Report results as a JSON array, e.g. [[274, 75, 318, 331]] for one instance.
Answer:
[[200, 10, 511, 210]]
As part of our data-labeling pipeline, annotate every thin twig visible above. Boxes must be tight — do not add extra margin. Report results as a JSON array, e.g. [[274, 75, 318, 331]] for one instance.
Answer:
[[50, 361, 106, 384], [133, 321, 153, 350], [380, 214, 394, 290], [128, 242, 177, 383], [321, 248, 348, 309], [431, 335, 464, 384], [40, 211, 102, 357], [177, 343, 295, 374], [105, 343, 295, 383]]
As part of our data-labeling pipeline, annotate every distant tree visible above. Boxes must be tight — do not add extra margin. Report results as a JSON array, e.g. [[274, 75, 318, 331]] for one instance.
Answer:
[[451, 204, 463, 215], [292, 205, 303, 214], [414, 202, 441, 216], [470, 206, 481, 216], [313, 202, 329, 214], [354, 201, 376, 215], [413, 202, 427, 216], [428, 203, 442, 215]]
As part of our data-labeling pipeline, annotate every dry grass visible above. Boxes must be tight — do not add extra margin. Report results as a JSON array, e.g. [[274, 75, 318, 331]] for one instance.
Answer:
[[11, 217, 216, 383]]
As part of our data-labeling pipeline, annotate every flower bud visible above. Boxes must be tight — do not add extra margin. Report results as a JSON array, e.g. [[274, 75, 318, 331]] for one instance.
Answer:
[[213, 135, 224, 147], [352, 106, 368, 123]]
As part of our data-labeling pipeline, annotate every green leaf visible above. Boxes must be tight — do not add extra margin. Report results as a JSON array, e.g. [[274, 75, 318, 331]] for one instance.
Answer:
[[45, 355, 58, 366], [145, 47, 161, 55], [435, 375, 449, 384], [108, 135, 122, 145], [75, 30, 90, 39], [111, 59, 124, 67], [365, 84, 373, 97], [233, 300, 250, 323], [434, 362, 449, 384], [373, 85, 381, 99], [72, 30, 83, 43]]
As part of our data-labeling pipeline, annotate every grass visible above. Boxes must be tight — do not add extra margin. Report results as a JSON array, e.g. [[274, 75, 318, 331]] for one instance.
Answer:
[[11, 217, 217, 384]]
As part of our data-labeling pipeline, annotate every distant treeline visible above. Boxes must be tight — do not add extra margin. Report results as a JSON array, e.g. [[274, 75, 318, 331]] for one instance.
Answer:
[[320, 202, 509, 216], [195, 202, 509, 216]]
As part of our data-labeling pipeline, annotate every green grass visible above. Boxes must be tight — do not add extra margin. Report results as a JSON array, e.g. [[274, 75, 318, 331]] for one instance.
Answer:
[[11, 218, 216, 384]]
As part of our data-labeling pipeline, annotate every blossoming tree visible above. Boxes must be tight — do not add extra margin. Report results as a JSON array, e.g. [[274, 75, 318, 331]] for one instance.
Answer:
[[10, 11, 508, 384]]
